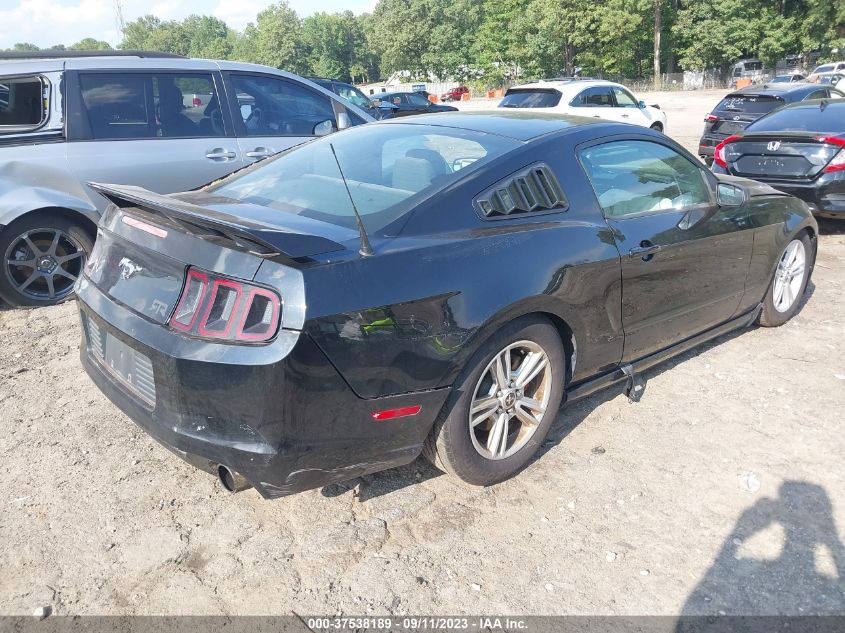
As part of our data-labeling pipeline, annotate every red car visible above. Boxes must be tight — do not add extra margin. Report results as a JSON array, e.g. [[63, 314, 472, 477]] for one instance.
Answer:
[[441, 85, 469, 102]]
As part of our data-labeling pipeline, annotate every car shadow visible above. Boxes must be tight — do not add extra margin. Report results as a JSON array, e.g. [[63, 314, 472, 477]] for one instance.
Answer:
[[329, 291, 818, 503], [676, 480, 845, 620]]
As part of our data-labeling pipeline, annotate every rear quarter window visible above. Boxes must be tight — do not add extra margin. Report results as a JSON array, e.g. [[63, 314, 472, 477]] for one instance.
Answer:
[[0, 75, 48, 133]]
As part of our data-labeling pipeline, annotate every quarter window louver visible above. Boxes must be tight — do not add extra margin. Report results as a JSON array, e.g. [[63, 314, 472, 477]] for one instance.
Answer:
[[475, 164, 567, 218]]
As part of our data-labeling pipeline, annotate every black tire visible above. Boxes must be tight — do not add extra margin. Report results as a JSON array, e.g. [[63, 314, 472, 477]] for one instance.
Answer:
[[0, 211, 94, 308], [758, 232, 814, 327], [423, 316, 566, 486], [650, 122, 664, 133]]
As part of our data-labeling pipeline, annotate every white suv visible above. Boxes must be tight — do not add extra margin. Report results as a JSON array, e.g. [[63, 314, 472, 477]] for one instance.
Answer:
[[499, 79, 668, 132]]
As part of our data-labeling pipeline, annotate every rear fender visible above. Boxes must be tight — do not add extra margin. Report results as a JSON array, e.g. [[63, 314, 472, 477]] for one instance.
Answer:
[[0, 159, 99, 227]]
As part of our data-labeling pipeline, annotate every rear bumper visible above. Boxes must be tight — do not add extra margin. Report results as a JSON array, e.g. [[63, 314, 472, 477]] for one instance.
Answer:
[[76, 278, 449, 498], [711, 165, 845, 217]]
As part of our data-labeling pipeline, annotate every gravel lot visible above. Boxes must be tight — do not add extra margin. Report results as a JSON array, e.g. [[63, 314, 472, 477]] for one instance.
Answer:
[[2, 90, 844, 617]]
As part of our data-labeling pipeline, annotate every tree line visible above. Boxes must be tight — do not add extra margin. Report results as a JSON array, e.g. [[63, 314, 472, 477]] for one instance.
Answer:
[[5, 0, 843, 87]]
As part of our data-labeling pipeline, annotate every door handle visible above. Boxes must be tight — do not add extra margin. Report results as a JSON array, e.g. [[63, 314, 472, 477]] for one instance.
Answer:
[[205, 148, 237, 161], [245, 147, 275, 158], [621, 113, 629, 118], [629, 241, 661, 261]]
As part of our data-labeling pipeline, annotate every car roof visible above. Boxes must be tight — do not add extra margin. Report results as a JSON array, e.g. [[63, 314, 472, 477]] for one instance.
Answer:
[[728, 83, 829, 99], [378, 110, 611, 141], [507, 79, 629, 96], [776, 98, 845, 112]]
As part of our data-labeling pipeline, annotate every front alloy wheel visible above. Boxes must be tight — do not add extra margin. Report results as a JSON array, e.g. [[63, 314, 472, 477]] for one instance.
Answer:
[[759, 232, 814, 327], [772, 239, 805, 313]]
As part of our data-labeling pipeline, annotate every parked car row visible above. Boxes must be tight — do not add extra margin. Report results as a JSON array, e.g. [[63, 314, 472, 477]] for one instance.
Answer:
[[0, 51, 375, 307], [1, 50, 827, 499], [698, 80, 845, 218]]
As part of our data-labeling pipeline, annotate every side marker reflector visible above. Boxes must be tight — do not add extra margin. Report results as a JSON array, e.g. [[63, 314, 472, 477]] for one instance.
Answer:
[[371, 405, 422, 420]]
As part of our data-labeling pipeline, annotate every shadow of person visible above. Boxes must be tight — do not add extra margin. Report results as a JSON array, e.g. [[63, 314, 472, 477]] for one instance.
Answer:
[[680, 480, 845, 622]]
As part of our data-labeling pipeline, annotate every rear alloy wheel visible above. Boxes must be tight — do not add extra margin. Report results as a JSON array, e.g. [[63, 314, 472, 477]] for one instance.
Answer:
[[759, 233, 814, 327], [0, 213, 93, 307], [650, 122, 664, 133], [424, 316, 565, 486]]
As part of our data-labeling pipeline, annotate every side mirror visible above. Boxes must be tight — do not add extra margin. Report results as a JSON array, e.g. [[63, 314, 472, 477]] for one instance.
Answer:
[[336, 112, 351, 130], [717, 182, 746, 207], [313, 120, 334, 136], [638, 100, 647, 109]]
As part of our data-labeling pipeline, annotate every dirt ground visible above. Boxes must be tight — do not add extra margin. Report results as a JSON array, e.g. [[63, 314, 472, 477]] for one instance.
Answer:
[[2, 90, 845, 617]]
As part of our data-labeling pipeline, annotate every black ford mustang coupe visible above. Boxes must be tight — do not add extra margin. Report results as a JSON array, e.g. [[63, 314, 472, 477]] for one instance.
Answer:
[[76, 112, 817, 498]]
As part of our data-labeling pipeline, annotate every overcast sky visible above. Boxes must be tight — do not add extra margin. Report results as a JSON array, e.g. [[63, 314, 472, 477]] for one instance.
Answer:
[[0, 0, 376, 49]]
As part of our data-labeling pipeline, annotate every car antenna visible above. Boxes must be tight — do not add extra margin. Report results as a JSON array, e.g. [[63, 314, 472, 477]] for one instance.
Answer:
[[329, 142, 374, 257]]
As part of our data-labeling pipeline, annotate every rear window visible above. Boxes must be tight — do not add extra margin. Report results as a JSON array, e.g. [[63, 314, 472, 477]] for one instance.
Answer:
[[208, 123, 519, 233], [715, 94, 784, 114], [814, 65, 835, 74], [0, 75, 47, 133], [500, 89, 562, 108], [747, 103, 845, 135]]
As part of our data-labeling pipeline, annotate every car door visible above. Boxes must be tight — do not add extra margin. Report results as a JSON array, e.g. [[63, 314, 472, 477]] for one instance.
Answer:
[[578, 137, 753, 362], [224, 72, 343, 165], [611, 86, 651, 127], [570, 86, 617, 123], [65, 69, 240, 208]]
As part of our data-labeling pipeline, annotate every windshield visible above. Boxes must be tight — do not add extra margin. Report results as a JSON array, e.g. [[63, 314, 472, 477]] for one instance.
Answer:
[[814, 65, 835, 74], [500, 89, 562, 108], [715, 95, 784, 114], [208, 124, 519, 233], [747, 104, 845, 135]]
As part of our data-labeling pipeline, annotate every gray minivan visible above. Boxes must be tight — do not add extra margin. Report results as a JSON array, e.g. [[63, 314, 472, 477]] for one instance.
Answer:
[[0, 51, 373, 306]]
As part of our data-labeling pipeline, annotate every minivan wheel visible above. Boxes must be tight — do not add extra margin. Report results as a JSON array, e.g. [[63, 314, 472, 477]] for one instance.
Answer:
[[423, 316, 565, 486], [0, 212, 94, 308], [758, 232, 814, 327]]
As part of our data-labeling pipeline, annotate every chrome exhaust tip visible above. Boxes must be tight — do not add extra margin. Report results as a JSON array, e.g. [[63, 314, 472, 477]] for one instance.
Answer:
[[217, 465, 252, 493]]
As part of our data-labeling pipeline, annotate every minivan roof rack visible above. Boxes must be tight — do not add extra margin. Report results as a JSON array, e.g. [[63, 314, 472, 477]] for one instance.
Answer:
[[0, 50, 186, 60]]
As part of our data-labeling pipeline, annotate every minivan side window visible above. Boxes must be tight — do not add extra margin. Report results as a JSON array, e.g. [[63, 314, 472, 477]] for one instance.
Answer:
[[229, 73, 337, 137], [79, 72, 222, 140], [0, 75, 47, 133], [580, 140, 711, 218]]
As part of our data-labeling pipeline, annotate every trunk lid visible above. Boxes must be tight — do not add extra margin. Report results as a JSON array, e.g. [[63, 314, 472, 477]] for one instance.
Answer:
[[85, 183, 357, 324], [724, 134, 841, 180]]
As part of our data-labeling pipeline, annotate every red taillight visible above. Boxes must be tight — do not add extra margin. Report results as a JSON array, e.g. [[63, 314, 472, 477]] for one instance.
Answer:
[[371, 405, 422, 420], [168, 267, 281, 343], [705, 114, 718, 123], [198, 279, 243, 338], [713, 134, 742, 169], [818, 136, 845, 173], [192, 97, 202, 107], [170, 269, 208, 332]]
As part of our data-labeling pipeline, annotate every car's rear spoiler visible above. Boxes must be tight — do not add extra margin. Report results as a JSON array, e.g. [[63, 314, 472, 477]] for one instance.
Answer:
[[88, 183, 348, 259]]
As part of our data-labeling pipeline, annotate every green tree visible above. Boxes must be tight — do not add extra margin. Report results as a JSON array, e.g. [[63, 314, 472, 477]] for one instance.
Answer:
[[301, 11, 365, 81], [234, 1, 307, 73], [181, 15, 233, 59], [69, 38, 112, 51]]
